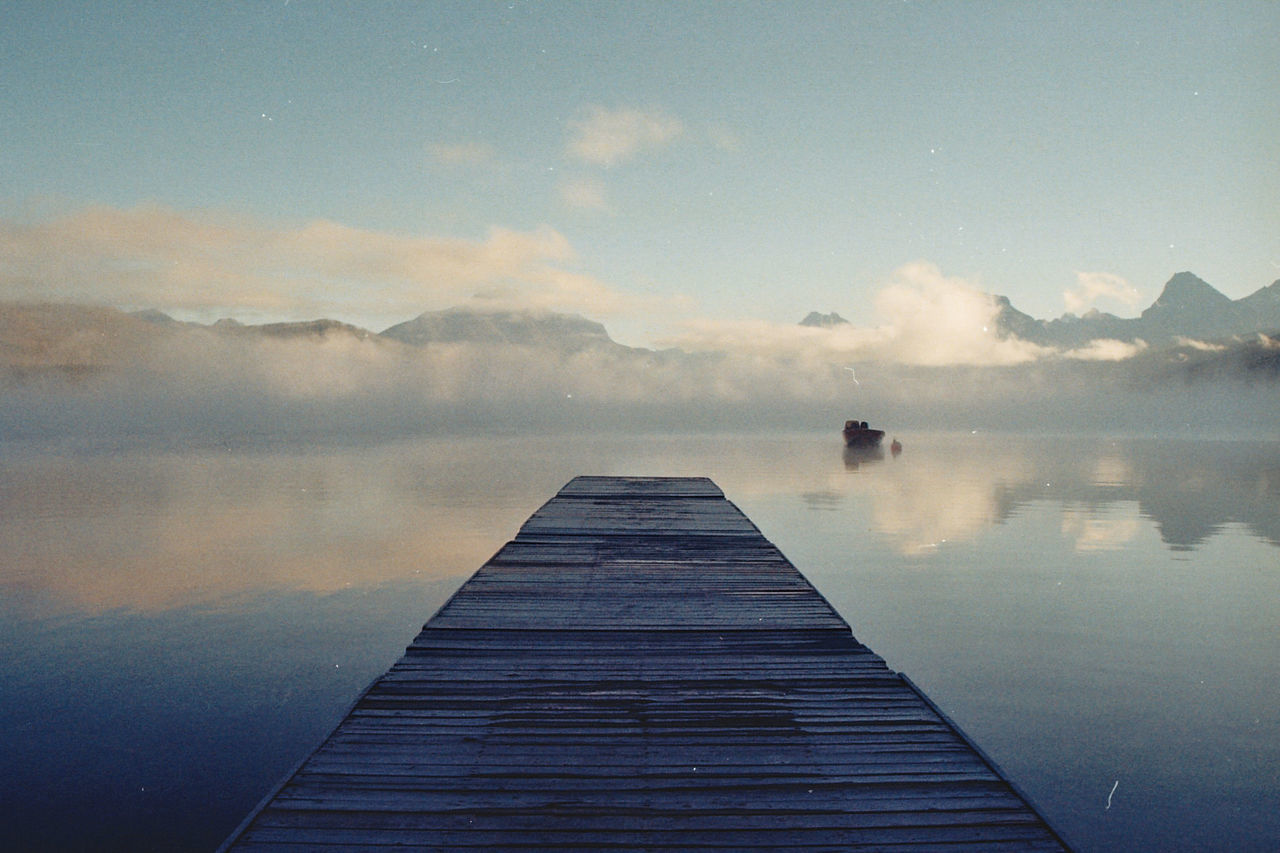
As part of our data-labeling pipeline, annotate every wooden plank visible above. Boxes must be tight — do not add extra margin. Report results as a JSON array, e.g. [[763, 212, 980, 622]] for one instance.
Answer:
[[221, 476, 1069, 852]]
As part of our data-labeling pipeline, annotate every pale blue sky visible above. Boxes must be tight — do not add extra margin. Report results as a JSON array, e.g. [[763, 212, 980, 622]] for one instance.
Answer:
[[3, 1, 1277, 345]]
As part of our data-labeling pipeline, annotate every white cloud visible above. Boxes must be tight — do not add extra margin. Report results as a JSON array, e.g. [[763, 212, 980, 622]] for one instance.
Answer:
[[0, 205, 633, 326], [872, 262, 1046, 366], [1064, 271, 1142, 314], [1173, 336, 1227, 352], [566, 106, 683, 167], [662, 262, 1048, 367], [1063, 338, 1148, 361]]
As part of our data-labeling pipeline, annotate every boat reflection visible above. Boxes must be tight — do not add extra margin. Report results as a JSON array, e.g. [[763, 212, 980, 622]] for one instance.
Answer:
[[843, 443, 886, 470]]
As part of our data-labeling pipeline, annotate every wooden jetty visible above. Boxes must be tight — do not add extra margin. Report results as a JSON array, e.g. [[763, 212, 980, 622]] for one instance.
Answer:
[[222, 476, 1069, 851]]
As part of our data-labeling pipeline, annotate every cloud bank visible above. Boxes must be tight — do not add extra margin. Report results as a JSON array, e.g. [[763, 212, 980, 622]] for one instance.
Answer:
[[3, 299, 1276, 447], [0, 205, 631, 327], [1064, 271, 1142, 314], [3, 206, 1276, 445], [665, 262, 1050, 367], [565, 106, 684, 167]]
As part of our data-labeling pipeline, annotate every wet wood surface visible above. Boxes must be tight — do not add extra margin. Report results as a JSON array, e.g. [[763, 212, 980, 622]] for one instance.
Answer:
[[222, 475, 1069, 851]]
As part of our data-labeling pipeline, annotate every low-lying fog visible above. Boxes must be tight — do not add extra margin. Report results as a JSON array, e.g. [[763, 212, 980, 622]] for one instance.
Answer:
[[2, 307, 1276, 444]]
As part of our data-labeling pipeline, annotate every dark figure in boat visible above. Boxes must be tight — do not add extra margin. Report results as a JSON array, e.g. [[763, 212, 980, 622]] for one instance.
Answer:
[[843, 420, 885, 447]]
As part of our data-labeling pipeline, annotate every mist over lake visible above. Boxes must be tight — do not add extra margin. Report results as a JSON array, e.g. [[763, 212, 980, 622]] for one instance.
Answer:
[[4, 293, 1280, 447], [2, 430, 1276, 852]]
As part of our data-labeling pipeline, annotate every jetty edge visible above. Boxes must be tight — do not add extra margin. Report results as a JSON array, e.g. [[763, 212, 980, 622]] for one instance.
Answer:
[[221, 475, 1071, 851]]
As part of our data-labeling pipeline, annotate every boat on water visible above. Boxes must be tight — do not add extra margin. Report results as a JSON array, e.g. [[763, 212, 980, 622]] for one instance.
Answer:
[[842, 419, 885, 447]]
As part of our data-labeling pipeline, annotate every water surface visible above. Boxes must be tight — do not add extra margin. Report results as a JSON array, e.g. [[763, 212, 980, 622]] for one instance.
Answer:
[[1, 431, 1276, 851]]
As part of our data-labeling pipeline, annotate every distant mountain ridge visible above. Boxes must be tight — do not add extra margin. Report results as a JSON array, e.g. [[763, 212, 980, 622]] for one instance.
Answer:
[[990, 272, 1280, 348], [128, 306, 615, 351], [2, 288, 1277, 441], [5, 271, 1279, 385], [800, 311, 850, 328], [381, 308, 616, 351], [119, 271, 1280, 356]]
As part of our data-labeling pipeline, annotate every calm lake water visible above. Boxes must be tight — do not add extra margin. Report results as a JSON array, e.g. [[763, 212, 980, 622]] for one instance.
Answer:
[[1, 430, 1277, 851]]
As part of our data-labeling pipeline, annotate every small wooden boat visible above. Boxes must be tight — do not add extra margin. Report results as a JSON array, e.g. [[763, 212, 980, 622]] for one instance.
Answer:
[[843, 420, 885, 447]]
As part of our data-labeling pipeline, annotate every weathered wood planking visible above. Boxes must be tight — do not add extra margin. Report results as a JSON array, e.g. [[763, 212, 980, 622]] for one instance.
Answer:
[[222, 476, 1069, 851]]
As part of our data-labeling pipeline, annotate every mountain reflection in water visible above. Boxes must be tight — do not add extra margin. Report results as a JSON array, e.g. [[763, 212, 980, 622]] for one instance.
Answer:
[[0, 431, 1276, 852], [832, 433, 1280, 554]]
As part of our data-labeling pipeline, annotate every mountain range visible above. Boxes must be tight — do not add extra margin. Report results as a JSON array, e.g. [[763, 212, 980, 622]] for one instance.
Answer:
[[381, 308, 615, 352], [2, 272, 1277, 440], [2, 272, 1278, 381], [800, 272, 1280, 349], [139, 271, 1280, 356], [993, 272, 1280, 349], [111, 271, 1280, 354]]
